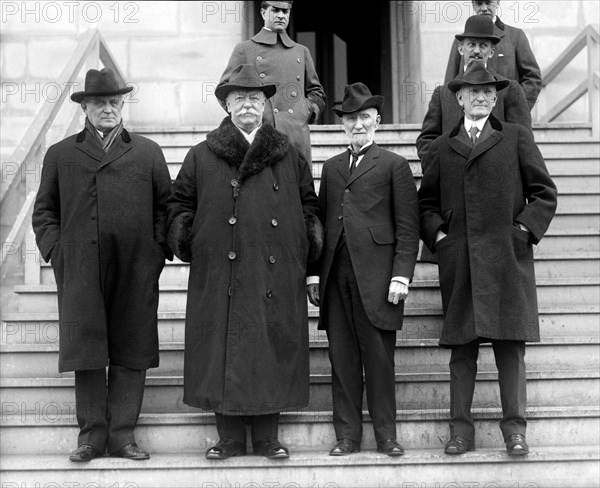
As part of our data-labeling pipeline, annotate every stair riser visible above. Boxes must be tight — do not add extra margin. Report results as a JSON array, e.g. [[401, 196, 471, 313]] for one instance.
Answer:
[[16, 285, 600, 313], [1, 414, 598, 454], [2, 377, 598, 418], [3, 312, 598, 345], [2, 343, 598, 377]]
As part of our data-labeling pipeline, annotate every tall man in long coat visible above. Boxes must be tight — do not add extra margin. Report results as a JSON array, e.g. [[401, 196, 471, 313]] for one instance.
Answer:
[[167, 64, 322, 460], [217, 1, 326, 166], [307, 83, 420, 457], [32, 68, 172, 462], [418, 62, 557, 456], [445, 0, 542, 110]]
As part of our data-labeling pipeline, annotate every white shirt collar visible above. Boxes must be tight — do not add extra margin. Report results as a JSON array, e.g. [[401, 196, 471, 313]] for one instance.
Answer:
[[237, 124, 261, 144], [464, 115, 489, 136], [348, 141, 374, 168]]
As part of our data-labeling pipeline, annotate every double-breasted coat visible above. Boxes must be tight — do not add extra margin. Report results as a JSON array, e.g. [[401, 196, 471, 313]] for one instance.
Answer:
[[167, 117, 321, 415], [313, 144, 420, 331], [218, 28, 326, 165], [32, 128, 172, 373], [419, 116, 557, 346], [444, 17, 542, 109]]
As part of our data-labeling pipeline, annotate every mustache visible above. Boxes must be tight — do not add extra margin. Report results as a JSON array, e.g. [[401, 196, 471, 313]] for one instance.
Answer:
[[235, 109, 259, 116]]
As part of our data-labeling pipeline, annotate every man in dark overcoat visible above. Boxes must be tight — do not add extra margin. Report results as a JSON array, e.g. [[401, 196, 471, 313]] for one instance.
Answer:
[[217, 1, 326, 166], [32, 68, 172, 462], [307, 83, 420, 457], [418, 62, 557, 456], [444, 0, 542, 110], [167, 64, 322, 460]]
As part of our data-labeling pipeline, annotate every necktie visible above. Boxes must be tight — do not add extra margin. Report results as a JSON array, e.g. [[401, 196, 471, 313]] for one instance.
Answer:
[[349, 146, 370, 175], [469, 125, 479, 145]]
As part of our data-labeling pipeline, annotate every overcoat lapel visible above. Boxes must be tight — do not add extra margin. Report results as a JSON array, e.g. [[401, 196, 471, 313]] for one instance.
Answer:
[[467, 130, 503, 166], [100, 138, 132, 169], [334, 153, 350, 181], [75, 134, 105, 162], [348, 144, 378, 184]]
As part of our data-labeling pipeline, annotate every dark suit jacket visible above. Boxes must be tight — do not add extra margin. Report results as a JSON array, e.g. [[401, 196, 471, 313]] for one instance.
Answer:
[[416, 71, 531, 171], [444, 17, 542, 109], [312, 143, 420, 331]]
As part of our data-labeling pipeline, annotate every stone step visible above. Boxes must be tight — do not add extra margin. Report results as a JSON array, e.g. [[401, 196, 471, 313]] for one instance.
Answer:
[[13, 278, 600, 313], [1, 446, 599, 488], [1, 407, 598, 455], [2, 369, 598, 415], [2, 337, 598, 378], [3, 306, 598, 345]]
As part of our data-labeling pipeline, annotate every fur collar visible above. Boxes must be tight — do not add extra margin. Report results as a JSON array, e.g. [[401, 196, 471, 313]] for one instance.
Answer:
[[207, 116, 289, 183]]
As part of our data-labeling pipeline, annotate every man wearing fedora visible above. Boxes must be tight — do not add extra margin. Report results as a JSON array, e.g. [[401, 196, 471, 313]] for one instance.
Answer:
[[167, 64, 322, 460], [445, 0, 541, 110], [32, 68, 172, 462], [217, 1, 325, 166], [418, 61, 557, 456], [417, 15, 532, 167], [307, 83, 420, 456]]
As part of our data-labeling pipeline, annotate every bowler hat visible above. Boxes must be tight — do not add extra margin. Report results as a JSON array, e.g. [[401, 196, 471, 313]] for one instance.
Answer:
[[455, 15, 501, 44], [448, 61, 510, 93], [264, 1, 293, 8], [215, 64, 276, 102], [332, 83, 384, 117], [70, 68, 133, 103]]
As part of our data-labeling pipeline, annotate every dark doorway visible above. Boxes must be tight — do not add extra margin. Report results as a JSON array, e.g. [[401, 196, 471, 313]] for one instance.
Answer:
[[252, 1, 394, 124]]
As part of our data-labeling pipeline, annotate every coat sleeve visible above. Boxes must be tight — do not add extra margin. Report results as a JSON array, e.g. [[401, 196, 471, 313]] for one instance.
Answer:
[[505, 81, 532, 130], [303, 46, 326, 123], [416, 86, 444, 167], [444, 39, 461, 84], [418, 142, 446, 253], [151, 143, 174, 261], [513, 27, 542, 110], [392, 157, 420, 280], [514, 126, 558, 244], [295, 150, 323, 265], [32, 145, 60, 263]]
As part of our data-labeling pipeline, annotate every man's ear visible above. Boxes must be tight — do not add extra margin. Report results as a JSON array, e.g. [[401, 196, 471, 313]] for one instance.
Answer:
[[456, 91, 464, 107], [488, 47, 494, 59]]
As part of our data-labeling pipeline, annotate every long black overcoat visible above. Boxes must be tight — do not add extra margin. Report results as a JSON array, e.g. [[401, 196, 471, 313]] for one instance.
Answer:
[[167, 117, 320, 415], [32, 128, 172, 372], [419, 116, 557, 346]]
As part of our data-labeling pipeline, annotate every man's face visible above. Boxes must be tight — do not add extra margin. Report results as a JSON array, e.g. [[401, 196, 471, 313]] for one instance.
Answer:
[[261, 6, 290, 32], [82, 95, 124, 132], [458, 38, 494, 66], [342, 108, 380, 149], [473, 0, 499, 18], [226, 90, 266, 132], [456, 84, 497, 120]]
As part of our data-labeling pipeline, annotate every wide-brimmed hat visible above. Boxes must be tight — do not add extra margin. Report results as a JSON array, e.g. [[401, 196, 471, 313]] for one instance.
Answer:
[[70, 68, 133, 103], [215, 64, 276, 102], [455, 15, 501, 44], [263, 1, 293, 8], [332, 83, 384, 117], [448, 61, 510, 93]]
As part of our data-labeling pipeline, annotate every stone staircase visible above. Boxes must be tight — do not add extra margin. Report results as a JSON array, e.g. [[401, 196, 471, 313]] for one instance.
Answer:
[[1, 124, 599, 487]]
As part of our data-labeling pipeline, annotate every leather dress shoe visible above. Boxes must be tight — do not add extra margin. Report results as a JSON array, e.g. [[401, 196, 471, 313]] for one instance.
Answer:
[[444, 436, 475, 455], [377, 438, 404, 456], [69, 444, 102, 462], [206, 438, 247, 459], [505, 434, 529, 456], [111, 443, 150, 460], [253, 437, 289, 459], [329, 439, 360, 456]]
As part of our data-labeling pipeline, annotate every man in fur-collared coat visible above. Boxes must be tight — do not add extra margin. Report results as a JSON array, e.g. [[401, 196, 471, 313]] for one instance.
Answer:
[[167, 64, 322, 461]]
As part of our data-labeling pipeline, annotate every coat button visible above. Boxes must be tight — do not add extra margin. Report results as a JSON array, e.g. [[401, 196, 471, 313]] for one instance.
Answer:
[[228, 251, 237, 260], [296, 75, 300, 80], [288, 109, 293, 114], [269, 255, 276, 264], [291, 91, 297, 97], [231, 179, 240, 187], [273, 108, 279, 113], [229, 217, 237, 225], [257, 56, 262, 60], [260, 73, 265, 78], [345, 189, 350, 193], [271, 219, 278, 227], [91, 215, 96, 220], [92, 191, 97, 197], [273, 183, 279, 191], [338, 216, 343, 220], [297, 58, 301, 63], [266, 289, 272, 298]]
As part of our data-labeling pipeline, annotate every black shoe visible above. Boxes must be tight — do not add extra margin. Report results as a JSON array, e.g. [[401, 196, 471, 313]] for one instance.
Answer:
[[377, 439, 404, 456], [111, 443, 150, 460], [253, 437, 289, 459], [329, 439, 360, 456], [69, 444, 102, 462], [505, 434, 529, 456], [206, 438, 247, 459], [444, 436, 475, 455]]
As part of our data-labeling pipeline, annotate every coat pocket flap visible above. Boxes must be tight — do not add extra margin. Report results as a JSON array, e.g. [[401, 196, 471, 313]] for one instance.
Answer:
[[369, 224, 395, 245]]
